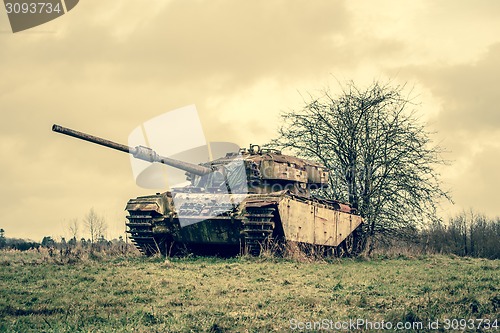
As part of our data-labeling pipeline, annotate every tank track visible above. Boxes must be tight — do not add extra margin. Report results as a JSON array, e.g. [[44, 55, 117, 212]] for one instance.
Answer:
[[126, 212, 165, 256], [242, 207, 275, 256], [340, 225, 363, 257]]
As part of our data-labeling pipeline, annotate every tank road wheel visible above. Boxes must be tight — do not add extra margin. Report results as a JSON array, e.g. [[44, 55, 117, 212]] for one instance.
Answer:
[[241, 207, 276, 256], [342, 233, 355, 257], [340, 227, 362, 257], [126, 212, 167, 256]]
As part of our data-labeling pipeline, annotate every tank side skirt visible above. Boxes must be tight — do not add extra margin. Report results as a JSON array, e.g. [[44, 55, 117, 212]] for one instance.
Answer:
[[278, 197, 362, 247]]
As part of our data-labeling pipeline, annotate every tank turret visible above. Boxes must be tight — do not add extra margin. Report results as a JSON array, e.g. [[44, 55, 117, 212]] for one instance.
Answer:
[[230, 144, 330, 196]]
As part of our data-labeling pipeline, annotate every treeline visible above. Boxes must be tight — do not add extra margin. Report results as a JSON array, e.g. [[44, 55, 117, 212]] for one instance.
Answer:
[[423, 211, 500, 259], [0, 229, 40, 251], [0, 208, 140, 258], [0, 228, 138, 256]]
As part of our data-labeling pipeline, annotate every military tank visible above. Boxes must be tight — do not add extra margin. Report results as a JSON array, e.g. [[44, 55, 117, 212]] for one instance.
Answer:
[[52, 124, 363, 256]]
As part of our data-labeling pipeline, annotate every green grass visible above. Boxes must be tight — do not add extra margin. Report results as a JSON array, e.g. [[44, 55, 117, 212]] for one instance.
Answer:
[[0, 250, 499, 332]]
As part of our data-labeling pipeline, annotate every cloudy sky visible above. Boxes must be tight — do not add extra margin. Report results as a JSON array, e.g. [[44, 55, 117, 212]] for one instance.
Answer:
[[1, 0, 499, 241]]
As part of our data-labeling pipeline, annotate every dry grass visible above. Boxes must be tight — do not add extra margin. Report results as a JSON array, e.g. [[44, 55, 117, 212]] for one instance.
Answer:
[[0, 249, 498, 332]]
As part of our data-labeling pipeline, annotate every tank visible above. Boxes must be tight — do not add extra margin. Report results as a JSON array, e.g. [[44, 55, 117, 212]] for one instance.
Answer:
[[52, 124, 363, 256]]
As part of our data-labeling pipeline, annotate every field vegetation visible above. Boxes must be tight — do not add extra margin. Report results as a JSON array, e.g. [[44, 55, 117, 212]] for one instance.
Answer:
[[1, 248, 498, 332]]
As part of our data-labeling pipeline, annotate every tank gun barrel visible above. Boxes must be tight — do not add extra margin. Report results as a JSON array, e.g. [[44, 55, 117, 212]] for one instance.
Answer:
[[52, 124, 212, 176]]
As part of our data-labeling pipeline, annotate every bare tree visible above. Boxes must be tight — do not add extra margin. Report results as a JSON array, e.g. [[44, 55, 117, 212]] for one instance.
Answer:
[[271, 80, 450, 251], [83, 208, 107, 244], [68, 218, 79, 240]]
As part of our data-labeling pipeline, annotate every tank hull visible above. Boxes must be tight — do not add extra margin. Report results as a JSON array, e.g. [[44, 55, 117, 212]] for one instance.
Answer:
[[125, 191, 363, 256]]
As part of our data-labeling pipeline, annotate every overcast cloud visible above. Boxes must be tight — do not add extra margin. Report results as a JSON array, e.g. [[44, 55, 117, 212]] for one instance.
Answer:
[[1, 0, 499, 240]]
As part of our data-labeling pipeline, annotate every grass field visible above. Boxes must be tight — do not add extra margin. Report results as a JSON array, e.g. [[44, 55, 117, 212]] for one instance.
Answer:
[[0, 250, 499, 332]]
